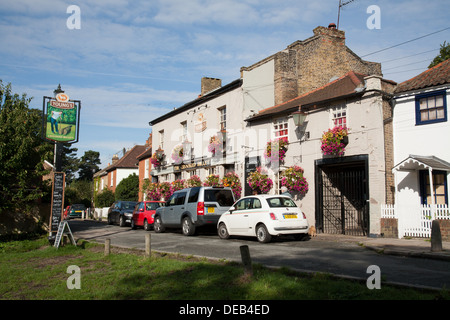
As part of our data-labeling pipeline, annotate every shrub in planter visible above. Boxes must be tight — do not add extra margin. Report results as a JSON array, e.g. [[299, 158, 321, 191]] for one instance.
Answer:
[[186, 175, 202, 188], [203, 174, 220, 187]]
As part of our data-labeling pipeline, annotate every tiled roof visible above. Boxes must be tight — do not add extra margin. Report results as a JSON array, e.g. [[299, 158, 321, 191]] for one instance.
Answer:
[[246, 71, 367, 122], [395, 59, 450, 93], [105, 145, 146, 172], [136, 146, 152, 161]]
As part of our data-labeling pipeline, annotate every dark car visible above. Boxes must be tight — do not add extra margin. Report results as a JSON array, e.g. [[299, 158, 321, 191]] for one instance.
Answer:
[[107, 201, 137, 227], [68, 204, 86, 219], [131, 200, 165, 231]]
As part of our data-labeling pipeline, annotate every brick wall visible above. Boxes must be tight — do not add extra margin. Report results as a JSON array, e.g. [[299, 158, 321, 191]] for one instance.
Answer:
[[437, 219, 450, 241], [380, 218, 398, 238], [272, 25, 382, 105]]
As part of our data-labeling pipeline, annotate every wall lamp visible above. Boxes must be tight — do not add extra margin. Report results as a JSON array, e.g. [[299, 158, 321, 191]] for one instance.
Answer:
[[292, 110, 307, 126]]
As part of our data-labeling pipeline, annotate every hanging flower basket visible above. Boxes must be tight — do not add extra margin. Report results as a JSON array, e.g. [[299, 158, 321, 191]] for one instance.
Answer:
[[281, 165, 309, 196], [171, 144, 184, 164], [321, 126, 348, 156], [186, 175, 202, 188], [264, 137, 289, 162], [208, 134, 223, 155], [203, 174, 220, 187], [247, 167, 273, 194], [151, 149, 165, 167], [222, 172, 242, 199]]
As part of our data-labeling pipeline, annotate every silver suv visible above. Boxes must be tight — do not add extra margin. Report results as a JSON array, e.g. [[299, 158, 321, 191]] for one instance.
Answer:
[[154, 186, 235, 236]]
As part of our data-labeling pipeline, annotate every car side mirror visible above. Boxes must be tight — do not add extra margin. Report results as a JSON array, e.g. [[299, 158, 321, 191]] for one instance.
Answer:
[[139, 208, 144, 212], [229, 206, 235, 214]]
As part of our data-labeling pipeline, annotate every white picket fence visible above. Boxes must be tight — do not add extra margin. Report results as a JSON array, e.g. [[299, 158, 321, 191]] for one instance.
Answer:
[[381, 204, 450, 238]]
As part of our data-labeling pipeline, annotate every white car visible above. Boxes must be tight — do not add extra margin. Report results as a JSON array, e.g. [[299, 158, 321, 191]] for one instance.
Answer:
[[217, 195, 309, 243]]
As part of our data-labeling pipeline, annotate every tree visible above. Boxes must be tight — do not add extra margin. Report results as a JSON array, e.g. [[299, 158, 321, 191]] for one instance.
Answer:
[[429, 41, 450, 68], [115, 173, 139, 201], [0, 80, 51, 213], [61, 144, 79, 183], [96, 188, 115, 208], [78, 150, 101, 181]]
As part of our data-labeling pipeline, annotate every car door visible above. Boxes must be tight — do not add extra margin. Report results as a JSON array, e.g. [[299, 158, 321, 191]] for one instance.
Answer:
[[172, 191, 187, 225], [228, 198, 252, 234], [137, 202, 145, 225], [163, 193, 178, 225]]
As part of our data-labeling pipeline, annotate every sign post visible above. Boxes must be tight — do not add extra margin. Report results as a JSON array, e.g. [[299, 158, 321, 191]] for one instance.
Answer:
[[43, 85, 81, 245]]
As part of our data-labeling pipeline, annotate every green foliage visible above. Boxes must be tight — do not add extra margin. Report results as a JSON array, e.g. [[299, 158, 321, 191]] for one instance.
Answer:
[[429, 41, 450, 68], [0, 80, 52, 213], [77, 150, 101, 181], [96, 188, 115, 207], [115, 173, 139, 201], [65, 180, 93, 207]]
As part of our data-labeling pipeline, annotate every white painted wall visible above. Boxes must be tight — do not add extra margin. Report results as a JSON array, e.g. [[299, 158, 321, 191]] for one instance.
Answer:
[[393, 86, 450, 207]]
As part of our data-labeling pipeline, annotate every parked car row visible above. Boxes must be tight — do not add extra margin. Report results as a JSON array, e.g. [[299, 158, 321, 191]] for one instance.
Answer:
[[64, 204, 87, 220], [106, 186, 310, 243]]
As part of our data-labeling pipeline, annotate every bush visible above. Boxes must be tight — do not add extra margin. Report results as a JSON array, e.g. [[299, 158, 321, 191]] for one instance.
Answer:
[[115, 174, 139, 201], [96, 188, 115, 207]]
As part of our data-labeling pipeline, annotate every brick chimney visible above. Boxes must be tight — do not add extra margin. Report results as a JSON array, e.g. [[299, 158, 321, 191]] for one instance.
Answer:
[[112, 154, 119, 164], [201, 77, 222, 96]]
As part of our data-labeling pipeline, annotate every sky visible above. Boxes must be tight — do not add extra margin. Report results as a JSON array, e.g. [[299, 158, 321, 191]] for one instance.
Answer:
[[0, 0, 449, 169]]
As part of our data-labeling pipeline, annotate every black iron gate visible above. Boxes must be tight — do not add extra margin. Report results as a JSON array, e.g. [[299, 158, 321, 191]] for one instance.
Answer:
[[316, 157, 369, 236]]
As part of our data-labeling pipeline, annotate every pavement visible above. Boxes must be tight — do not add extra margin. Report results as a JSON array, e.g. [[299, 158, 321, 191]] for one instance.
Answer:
[[313, 233, 450, 261]]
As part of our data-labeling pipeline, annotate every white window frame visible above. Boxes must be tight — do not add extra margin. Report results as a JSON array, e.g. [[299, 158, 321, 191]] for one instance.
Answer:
[[273, 117, 288, 139], [331, 104, 347, 127]]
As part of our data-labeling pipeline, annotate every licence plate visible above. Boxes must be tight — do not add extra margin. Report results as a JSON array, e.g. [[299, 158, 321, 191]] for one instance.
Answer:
[[283, 214, 297, 219], [207, 207, 215, 214]]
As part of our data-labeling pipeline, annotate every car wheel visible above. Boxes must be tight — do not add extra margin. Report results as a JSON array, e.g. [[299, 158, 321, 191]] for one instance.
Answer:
[[119, 215, 126, 227], [256, 224, 272, 243], [218, 223, 230, 240], [154, 216, 165, 233], [131, 219, 136, 230], [144, 219, 151, 231], [182, 217, 195, 236]]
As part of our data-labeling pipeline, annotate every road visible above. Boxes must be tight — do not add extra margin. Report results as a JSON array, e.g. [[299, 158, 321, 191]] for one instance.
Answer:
[[69, 220, 450, 290]]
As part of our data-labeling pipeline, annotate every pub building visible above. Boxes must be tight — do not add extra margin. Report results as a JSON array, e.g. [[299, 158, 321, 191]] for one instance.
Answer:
[[149, 77, 248, 189]]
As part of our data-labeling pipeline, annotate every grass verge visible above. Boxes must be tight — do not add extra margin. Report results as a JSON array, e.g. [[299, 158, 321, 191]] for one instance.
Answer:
[[0, 237, 448, 300]]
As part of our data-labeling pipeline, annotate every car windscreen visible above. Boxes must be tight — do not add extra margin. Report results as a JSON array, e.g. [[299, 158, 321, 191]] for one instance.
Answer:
[[146, 202, 164, 210], [71, 204, 85, 210], [122, 202, 137, 210], [204, 189, 234, 206], [267, 197, 297, 208]]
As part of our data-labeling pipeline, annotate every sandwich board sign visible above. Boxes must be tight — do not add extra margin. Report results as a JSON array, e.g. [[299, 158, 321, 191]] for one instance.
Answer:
[[42, 91, 81, 143]]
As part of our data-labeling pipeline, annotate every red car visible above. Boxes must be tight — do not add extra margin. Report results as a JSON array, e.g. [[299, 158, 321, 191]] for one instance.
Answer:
[[131, 201, 165, 231]]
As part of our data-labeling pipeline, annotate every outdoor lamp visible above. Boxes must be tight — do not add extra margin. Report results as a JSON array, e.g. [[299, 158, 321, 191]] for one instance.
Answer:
[[292, 110, 307, 126]]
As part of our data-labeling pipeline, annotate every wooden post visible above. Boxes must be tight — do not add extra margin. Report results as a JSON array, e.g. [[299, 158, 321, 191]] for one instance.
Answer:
[[145, 233, 151, 258], [240, 245, 253, 276], [431, 220, 443, 252], [105, 238, 111, 256]]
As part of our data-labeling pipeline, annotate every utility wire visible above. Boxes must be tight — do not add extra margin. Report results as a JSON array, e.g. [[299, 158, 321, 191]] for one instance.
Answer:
[[361, 27, 450, 58]]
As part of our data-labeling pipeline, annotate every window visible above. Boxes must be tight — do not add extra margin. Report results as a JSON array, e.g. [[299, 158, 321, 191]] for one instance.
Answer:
[[144, 159, 149, 179], [273, 118, 288, 138], [159, 130, 164, 149], [219, 107, 226, 131], [416, 90, 447, 125], [267, 197, 297, 208], [332, 104, 347, 127], [181, 121, 187, 142], [420, 170, 448, 205], [234, 197, 261, 210]]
